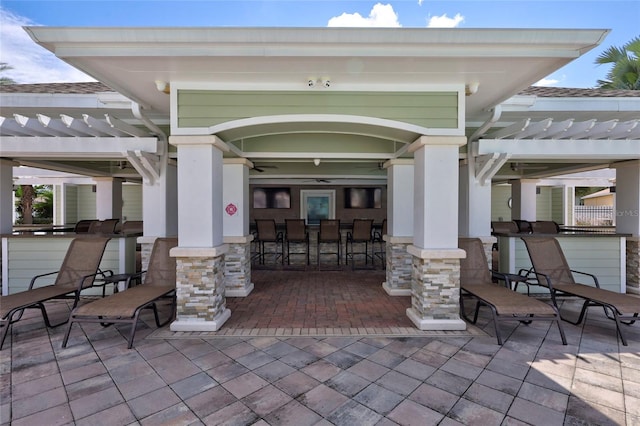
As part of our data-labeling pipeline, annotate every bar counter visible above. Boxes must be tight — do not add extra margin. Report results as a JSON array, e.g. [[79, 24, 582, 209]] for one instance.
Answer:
[[1, 232, 140, 296], [493, 231, 630, 294]]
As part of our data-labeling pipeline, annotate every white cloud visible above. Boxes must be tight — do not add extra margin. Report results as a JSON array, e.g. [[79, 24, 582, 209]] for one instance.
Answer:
[[427, 13, 464, 28], [328, 3, 401, 27], [0, 7, 93, 83], [534, 77, 562, 87], [418, 0, 424, 5]]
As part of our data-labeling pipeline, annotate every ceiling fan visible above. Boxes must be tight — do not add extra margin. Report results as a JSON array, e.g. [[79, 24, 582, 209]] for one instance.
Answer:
[[252, 164, 278, 173], [510, 162, 548, 172]]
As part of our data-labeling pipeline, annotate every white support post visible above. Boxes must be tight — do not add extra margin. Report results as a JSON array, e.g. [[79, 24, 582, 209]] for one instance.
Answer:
[[0, 160, 14, 234], [459, 157, 492, 237], [614, 160, 640, 293], [382, 159, 414, 296], [406, 136, 467, 331], [142, 162, 178, 238], [510, 179, 538, 222], [94, 177, 123, 221], [223, 158, 254, 297], [169, 135, 230, 332]]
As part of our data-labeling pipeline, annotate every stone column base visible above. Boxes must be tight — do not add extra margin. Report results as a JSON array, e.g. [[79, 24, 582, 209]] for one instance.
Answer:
[[382, 236, 413, 296], [627, 237, 639, 295], [406, 308, 467, 330], [407, 245, 466, 331], [138, 236, 159, 272], [169, 245, 230, 332], [224, 236, 254, 297]]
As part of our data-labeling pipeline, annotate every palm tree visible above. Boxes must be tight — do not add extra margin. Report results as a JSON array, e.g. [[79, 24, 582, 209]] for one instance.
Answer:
[[595, 36, 640, 90], [0, 62, 17, 85]]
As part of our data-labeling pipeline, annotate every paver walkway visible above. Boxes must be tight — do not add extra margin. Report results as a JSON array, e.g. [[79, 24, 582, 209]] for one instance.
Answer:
[[1, 269, 639, 425]]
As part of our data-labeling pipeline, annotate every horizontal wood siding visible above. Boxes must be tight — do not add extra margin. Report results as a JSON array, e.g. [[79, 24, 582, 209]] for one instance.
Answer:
[[551, 187, 564, 224], [178, 90, 458, 130], [64, 185, 78, 225], [123, 184, 143, 221], [5, 238, 126, 295], [77, 185, 96, 220]]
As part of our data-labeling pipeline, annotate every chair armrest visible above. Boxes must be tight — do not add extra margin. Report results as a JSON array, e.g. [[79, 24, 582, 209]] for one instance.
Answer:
[[28, 270, 60, 290], [570, 269, 601, 288], [490, 271, 512, 288], [126, 271, 146, 288]]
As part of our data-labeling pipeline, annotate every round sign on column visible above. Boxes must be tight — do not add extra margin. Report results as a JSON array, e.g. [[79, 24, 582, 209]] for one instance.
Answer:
[[225, 203, 238, 216]]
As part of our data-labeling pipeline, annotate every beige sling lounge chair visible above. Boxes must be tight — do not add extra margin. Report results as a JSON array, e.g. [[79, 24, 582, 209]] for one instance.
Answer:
[[0, 236, 111, 349], [522, 236, 639, 346], [459, 238, 567, 345], [62, 237, 178, 349]]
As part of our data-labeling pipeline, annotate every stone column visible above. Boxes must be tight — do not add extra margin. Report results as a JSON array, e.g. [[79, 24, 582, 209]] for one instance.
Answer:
[[168, 135, 230, 331], [407, 136, 467, 331], [614, 160, 640, 294], [0, 159, 14, 234], [94, 177, 123, 221], [383, 159, 413, 296], [223, 159, 254, 297], [510, 179, 538, 222]]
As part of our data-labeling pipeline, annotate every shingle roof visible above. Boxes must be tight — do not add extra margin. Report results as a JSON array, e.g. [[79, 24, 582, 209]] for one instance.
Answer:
[[0, 81, 111, 94], [519, 86, 640, 97], [1, 82, 639, 98]]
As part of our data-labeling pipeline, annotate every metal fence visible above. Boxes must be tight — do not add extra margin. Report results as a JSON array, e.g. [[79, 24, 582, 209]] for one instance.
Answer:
[[574, 205, 614, 226]]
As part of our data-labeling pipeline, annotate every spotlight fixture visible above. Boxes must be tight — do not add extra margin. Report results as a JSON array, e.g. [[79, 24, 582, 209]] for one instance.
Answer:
[[154, 80, 170, 94], [465, 82, 479, 96], [313, 158, 321, 166]]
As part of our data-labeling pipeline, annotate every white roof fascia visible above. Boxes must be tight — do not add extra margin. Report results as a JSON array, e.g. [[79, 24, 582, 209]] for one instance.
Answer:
[[501, 95, 640, 113], [477, 139, 640, 160], [24, 27, 609, 58], [0, 137, 160, 158]]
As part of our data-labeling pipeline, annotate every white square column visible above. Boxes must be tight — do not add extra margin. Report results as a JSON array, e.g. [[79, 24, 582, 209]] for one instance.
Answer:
[[382, 159, 414, 296], [510, 179, 538, 222], [142, 162, 178, 238], [406, 136, 467, 331], [168, 135, 231, 332], [93, 177, 123, 221], [614, 160, 640, 293], [0, 160, 15, 234], [458, 158, 492, 237], [223, 158, 254, 297]]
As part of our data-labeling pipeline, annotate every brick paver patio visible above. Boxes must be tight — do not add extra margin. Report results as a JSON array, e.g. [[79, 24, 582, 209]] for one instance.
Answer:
[[1, 269, 639, 425]]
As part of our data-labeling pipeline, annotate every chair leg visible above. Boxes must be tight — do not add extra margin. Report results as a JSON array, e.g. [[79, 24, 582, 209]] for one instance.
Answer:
[[61, 318, 75, 348]]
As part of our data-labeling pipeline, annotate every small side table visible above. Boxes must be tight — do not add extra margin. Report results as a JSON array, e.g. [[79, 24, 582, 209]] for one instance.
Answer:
[[98, 272, 139, 295]]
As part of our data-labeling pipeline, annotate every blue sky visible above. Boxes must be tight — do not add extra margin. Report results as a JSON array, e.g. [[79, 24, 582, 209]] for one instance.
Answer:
[[1, 1, 638, 87]]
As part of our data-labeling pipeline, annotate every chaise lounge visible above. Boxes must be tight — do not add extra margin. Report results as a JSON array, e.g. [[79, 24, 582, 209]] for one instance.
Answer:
[[0, 236, 111, 349], [459, 238, 567, 345], [522, 236, 639, 346], [62, 237, 178, 349]]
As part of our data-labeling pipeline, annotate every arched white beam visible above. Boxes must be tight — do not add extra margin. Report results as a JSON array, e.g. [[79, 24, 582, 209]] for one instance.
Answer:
[[206, 114, 434, 145]]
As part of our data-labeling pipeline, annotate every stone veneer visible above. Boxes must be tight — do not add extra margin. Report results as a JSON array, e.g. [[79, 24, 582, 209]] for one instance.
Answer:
[[627, 237, 640, 295], [224, 239, 253, 297], [406, 246, 466, 331], [175, 255, 226, 323], [383, 237, 413, 295]]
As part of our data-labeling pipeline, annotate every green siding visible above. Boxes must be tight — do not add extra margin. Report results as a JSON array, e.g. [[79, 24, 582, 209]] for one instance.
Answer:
[[64, 185, 78, 225], [551, 187, 564, 225], [492, 185, 512, 221], [240, 134, 394, 154], [123, 184, 143, 221], [535, 187, 552, 221], [177, 90, 458, 131], [77, 185, 96, 220]]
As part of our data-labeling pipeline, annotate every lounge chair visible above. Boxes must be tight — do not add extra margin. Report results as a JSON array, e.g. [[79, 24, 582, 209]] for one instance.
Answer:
[[62, 237, 178, 349], [522, 236, 639, 346], [0, 236, 111, 349], [459, 238, 567, 345]]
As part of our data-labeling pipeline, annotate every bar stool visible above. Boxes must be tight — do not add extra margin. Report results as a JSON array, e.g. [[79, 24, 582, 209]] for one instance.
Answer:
[[346, 219, 374, 269], [372, 218, 387, 269], [284, 219, 310, 265], [255, 219, 284, 265], [317, 219, 341, 268]]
